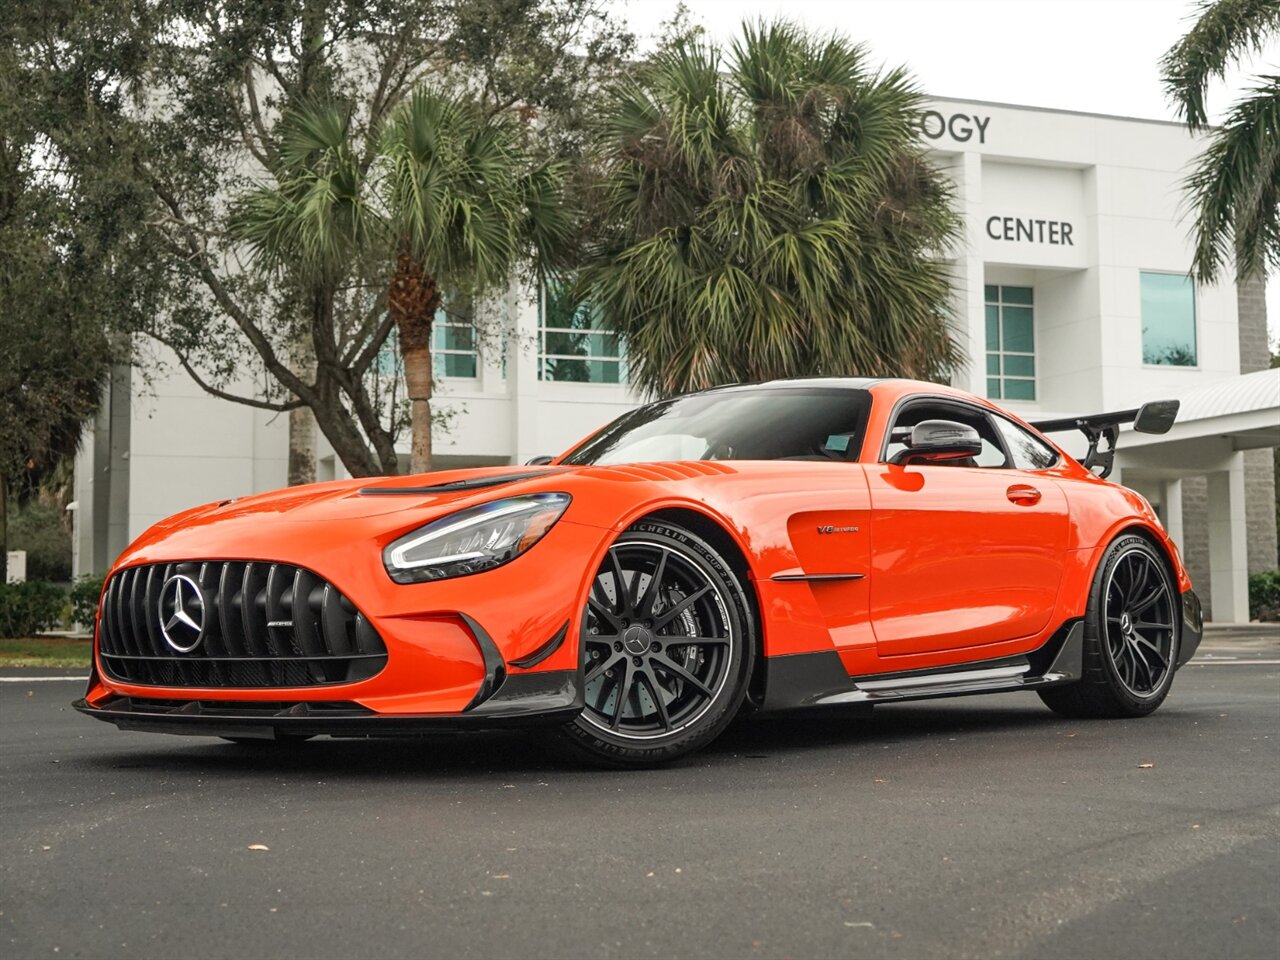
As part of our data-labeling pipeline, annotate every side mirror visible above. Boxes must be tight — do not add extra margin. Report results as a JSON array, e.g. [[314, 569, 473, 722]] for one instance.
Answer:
[[1134, 399, 1179, 435], [890, 419, 983, 465], [525, 455, 555, 466]]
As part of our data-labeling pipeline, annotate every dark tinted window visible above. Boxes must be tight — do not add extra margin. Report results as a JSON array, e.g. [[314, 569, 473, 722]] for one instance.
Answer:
[[884, 401, 1009, 468], [563, 388, 872, 465], [993, 416, 1060, 470]]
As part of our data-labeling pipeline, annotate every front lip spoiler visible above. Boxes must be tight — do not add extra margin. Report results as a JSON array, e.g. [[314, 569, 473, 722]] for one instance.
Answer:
[[73, 669, 584, 739]]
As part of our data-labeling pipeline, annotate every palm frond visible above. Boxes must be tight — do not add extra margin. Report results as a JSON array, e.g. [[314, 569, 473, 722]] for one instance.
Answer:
[[1161, 0, 1280, 129], [1183, 75, 1280, 279]]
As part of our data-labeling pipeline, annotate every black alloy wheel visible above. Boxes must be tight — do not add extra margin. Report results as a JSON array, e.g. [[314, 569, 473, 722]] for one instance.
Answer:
[[1039, 534, 1180, 718], [1103, 548, 1176, 697], [555, 519, 754, 765]]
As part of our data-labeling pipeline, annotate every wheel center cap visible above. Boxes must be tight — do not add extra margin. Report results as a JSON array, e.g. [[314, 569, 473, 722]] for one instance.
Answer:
[[622, 624, 652, 655], [1120, 612, 1133, 633]]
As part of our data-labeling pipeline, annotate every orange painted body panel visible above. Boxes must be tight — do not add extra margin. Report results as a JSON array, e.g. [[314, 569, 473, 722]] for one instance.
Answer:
[[85, 379, 1192, 717]]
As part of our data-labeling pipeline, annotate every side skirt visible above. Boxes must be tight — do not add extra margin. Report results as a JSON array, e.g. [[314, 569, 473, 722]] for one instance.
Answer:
[[760, 619, 1084, 713]]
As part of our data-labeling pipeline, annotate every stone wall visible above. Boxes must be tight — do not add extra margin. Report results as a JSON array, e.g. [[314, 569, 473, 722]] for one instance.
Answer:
[[1237, 273, 1279, 578]]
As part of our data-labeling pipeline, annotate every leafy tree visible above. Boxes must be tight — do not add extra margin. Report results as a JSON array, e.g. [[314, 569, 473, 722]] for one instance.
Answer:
[[579, 20, 961, 398], [0, 32, 119, 579], [13, 0, 631, 478], [1162, 0, 1280, 281]]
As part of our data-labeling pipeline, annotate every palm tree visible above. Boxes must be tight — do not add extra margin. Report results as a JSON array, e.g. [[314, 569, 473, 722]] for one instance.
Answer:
[[233, 92, 573, 475], [380, 90, 573, 473], [579, 20, 960, 399], [1162, 0, 1280, 281]]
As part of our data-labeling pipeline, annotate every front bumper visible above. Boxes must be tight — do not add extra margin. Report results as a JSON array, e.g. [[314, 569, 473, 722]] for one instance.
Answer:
[[74, 669, 583, 739], [1177, 588, 1203, 667]]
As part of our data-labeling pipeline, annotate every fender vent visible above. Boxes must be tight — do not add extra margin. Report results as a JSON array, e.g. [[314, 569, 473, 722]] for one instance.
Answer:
[[97, 561, 387, 688]]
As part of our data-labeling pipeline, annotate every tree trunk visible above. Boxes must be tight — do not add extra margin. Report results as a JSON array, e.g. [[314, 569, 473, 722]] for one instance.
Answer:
[[287, 329, 317, 486], [387, 249, 440, 475]]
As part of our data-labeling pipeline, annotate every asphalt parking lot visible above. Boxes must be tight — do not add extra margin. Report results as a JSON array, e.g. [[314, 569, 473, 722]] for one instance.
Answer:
[[2, 629, 1277, 960]]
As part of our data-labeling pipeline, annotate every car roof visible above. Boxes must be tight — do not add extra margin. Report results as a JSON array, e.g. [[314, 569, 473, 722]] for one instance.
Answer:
[[691, 377, 975, 402]]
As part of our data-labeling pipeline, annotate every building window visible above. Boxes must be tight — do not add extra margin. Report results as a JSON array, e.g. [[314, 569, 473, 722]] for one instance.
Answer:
[[1141, 272, 1197, 366], [433, 311, 478, 379], [985, 285, 1035, 401], [539, 280, 625, 384]]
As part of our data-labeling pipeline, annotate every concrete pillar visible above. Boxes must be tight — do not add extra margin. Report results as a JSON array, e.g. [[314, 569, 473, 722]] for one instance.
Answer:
[[1163, 478, 1184, 552], [1206, 452, 1250, 622]]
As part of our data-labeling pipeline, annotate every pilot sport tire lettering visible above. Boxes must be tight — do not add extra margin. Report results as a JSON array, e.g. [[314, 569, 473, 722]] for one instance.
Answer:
[[554, 520, 755, 766], [1038, 535, 1179, 719]]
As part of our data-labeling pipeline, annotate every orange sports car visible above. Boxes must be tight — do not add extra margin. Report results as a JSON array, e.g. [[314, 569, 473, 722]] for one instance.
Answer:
[[75, 378, 1202, 765]]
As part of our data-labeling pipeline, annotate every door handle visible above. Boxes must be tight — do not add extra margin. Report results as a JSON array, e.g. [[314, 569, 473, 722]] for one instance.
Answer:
[[1007, 484, 1042, 505]]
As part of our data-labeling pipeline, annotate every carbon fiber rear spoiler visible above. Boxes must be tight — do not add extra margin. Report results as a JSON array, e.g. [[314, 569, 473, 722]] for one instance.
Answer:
[[1029, 400, 1179, 479]]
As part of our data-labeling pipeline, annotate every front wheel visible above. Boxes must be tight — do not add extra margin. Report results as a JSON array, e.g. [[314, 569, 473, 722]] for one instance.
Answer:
[[553, 520, 755, 767], [1039, 534, 1180, 719]]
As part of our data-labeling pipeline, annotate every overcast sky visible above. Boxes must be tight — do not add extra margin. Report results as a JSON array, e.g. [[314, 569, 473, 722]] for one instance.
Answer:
[[611, 0, 1279, 344]]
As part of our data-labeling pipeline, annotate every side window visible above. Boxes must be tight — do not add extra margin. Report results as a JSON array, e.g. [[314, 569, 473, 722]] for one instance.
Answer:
[[884, 402, 1010, 468], [994, 417, 1060, 470]]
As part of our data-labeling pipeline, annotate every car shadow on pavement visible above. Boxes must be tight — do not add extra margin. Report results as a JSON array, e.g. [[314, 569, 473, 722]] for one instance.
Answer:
[[76, 698, 1097, 778]]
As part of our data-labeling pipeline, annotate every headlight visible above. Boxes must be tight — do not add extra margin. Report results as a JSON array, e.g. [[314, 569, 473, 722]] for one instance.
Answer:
[[383, 493, 571, 583]]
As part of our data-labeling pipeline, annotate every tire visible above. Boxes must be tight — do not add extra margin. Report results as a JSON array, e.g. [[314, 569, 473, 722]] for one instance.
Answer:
[[552, 519, 756, 767], [1039, 534, 1180, 719]]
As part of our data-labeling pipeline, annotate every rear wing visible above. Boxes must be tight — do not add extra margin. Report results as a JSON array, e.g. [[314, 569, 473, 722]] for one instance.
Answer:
[[1029, 400, 1179, 479]]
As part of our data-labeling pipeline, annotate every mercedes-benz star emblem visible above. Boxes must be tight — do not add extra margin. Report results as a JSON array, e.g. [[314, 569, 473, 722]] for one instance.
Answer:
[[158, 574, 206, 653]]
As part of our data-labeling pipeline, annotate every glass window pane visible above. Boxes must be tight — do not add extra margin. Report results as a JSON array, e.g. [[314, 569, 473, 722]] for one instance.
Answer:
[[994, 416, 1058, 469], [1000, 285, 1033, 306], [588, 359, 621, 384], [986, 354, 1000, 375], [1004, 378, 1036, 401], [434, 324, 476, 351], [984, 284, 998, 302], [1141, 272, 1196, 365], [435, 353, 477, 378], [985, 305, 1000, 350], [544, 330, 587, 356], [986, 378, 1001, 399], [1003, 354, 1035, 377], [1001, 307, 1034, 353]]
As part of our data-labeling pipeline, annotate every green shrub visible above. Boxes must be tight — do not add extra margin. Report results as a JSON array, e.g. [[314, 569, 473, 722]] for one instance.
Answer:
[[69, 574, 106, 628], [1249, 569, 1280, 622], [6, 500, 73, 582], [0, 581, 68, 638]]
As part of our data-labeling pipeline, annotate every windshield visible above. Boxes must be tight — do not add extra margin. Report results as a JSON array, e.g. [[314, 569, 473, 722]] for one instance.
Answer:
[[562, 388, 872, 465]]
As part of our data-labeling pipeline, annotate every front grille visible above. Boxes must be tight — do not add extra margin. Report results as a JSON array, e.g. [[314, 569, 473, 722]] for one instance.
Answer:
[[98, 561, 388, 688]]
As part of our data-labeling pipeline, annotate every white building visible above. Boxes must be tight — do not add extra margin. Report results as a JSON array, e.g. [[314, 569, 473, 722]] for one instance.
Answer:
[[74, 97, 1279, 621]]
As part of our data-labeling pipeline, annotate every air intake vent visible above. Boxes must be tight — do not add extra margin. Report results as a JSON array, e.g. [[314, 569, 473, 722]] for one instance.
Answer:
[[97, 562, 387, 688]]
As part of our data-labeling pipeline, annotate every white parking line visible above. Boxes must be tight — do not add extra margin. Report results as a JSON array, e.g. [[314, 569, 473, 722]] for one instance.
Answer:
[[1189, 659, 1280, 666], [0, 676, 90, 682]]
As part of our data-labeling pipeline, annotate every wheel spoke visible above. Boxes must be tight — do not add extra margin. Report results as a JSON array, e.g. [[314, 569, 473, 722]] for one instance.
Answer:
[[1136, 620, 1171, 631], [586, 652, 623, 685], [653, 585, 712, 631], [587, 597, 623, 633], [1132, 633, 1169, 670], [636, 550, 669, 620], [609, 662, 633, 730], [640, 670, 672, 731], [1131, 582, 1168, 614], [653, 653, 713, 698], [1127, 558, 1148, 607], [608, 551, 635, 619]]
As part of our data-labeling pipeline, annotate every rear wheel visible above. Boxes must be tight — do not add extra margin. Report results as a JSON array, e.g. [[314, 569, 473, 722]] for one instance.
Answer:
[[1039, 534, 1179, 718], [553, 519, 754, 766]]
